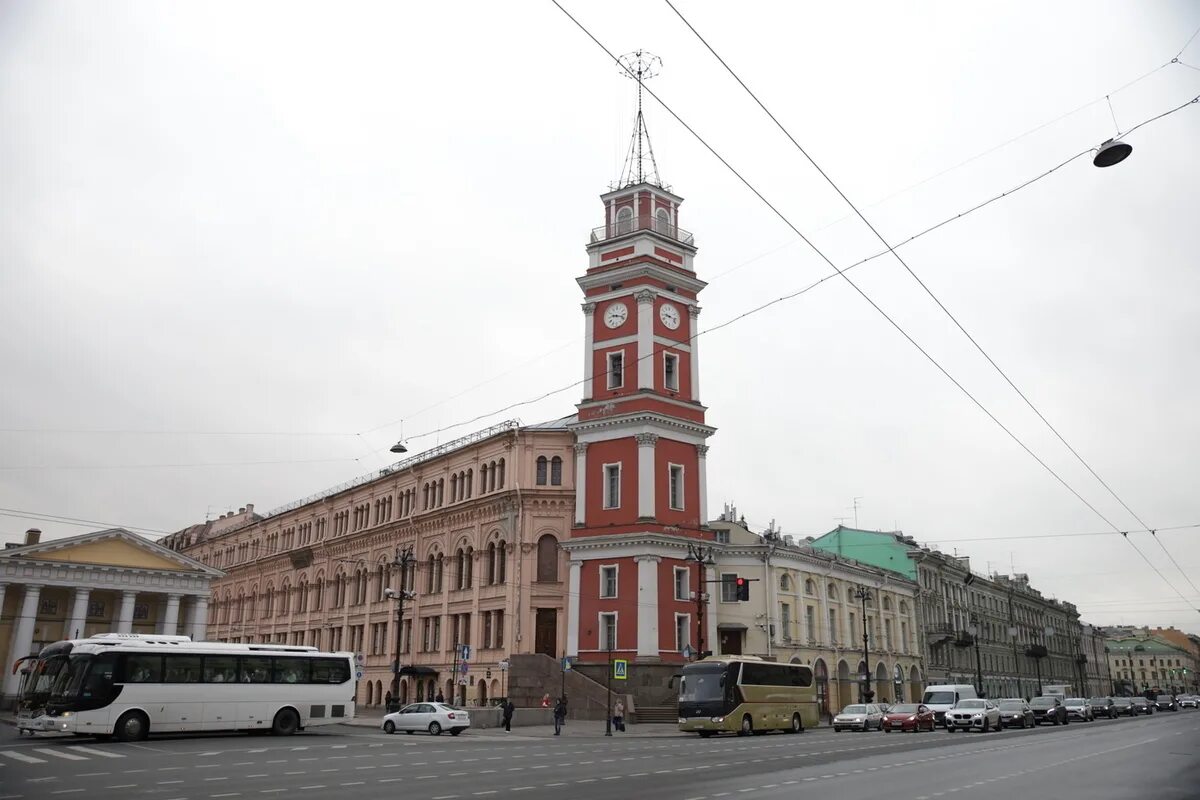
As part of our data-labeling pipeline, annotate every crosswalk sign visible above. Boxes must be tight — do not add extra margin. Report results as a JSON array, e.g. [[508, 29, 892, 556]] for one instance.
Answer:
[[613, 659, 628, 680]]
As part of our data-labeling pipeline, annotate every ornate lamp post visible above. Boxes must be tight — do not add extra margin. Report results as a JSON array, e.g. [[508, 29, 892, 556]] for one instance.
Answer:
[[685, 543, 716, 659], [383, 545, 416, 711], [966, 615, 984, 697], [854, 586, 872, 703]]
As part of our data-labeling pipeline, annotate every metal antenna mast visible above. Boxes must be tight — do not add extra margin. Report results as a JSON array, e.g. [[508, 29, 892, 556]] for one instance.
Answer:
[[617, 50, 664, 189]]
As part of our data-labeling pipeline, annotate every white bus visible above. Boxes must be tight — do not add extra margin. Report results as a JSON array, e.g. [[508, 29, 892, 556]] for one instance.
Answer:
[[15, 633, 355, 740]]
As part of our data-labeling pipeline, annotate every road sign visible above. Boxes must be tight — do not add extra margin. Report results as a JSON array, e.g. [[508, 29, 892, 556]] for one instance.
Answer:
[[355, 670, 364, 680], [561, 656, 572, 671], [486, 669, 492, 679], [498, 660, 510, 671], [458, 678, 468, 686], [354, 652, 365, 666], [459, 644, 472, 660], [459, 661, 470, 674], [613, 659, 628, 680], [681, 644, 695, 660]]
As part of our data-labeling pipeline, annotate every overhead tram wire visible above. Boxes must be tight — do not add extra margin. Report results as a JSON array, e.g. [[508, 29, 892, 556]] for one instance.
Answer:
[[0, 507, 171, 537], [661, 0, 1200, 611]]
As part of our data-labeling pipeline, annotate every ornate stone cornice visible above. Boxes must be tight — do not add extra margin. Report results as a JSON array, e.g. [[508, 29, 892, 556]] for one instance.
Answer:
[[635, 289, 656, 305], [635, 433, 659, 446]]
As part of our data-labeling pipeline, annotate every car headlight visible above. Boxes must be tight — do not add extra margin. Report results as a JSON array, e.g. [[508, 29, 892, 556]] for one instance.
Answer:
[[906, 716, 916, 721], [972, 714, 982, 719], [710, 716, 724, 723]]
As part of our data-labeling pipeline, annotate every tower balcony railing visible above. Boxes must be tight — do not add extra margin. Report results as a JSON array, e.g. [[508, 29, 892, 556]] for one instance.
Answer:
[[589, 217, 696, 247]]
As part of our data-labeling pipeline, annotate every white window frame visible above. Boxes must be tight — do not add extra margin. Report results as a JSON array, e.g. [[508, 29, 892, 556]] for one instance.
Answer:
[[668, 463, 684, 510], [663, 351, 679, 391], [719, 572, 738, 603], [606, 350, 625, 389], [674, 613, 691, 651], [599, 564, 619, 599], [599, 611, 619, 651], [674, 566, 690, 601], [603, 463, 621, 509]]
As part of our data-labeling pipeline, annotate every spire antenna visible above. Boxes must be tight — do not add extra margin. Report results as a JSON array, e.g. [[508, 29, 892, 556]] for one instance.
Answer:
[[616, 50, 665, 190]]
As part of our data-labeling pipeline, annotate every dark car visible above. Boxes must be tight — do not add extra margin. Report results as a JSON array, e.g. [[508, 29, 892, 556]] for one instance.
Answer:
[[1030, 696, 1069, 725], [997, 699, 1035, 729], [1111, 697, 1137, 717], [1089, 696, 1117, 719], [1155, 694, 1179, 712], [1130, 697, 1153, 715], [882, 703, 936, 732]]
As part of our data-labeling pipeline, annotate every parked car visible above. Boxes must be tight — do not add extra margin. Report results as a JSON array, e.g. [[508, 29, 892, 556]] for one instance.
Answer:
[[382, 702, 471, 736], [997, 699, 1035, 729], [882, 703, 936, 732], [1155, 694, 1179, 712], [1179, 695, 1198, 709], [1030, 696, 1069, 725], [945, 699, 1002, 732], [1111, 697, 1137, 717], [1063, 697, 1094, 721], [1089, 696, 1117, 719], [833, 703, 884, 732], [1130, 697, 1153, 715]]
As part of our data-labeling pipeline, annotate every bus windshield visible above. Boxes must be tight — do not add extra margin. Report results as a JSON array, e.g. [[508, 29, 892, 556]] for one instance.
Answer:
[[50, 655, 93, 700], [679, 664, 726, 703], [20, 655, 69, 705]]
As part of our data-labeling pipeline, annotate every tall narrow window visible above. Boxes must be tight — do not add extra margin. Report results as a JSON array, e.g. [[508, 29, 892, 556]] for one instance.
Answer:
[[674, 567, 690, 601], [536, 456, 548, 485], [675, 613, 690, 650], [664, 352, 679, 391], [668, 464, 684, 510], [600, 565, 618, 598], [615, 206, 633, 235], [655, 207, 670, 235], [550, 456, 563, 486], [494, 610, 504, 647], [604, 464, 621, 509], [607, 351, 624, 389], [600, 613, 618, 651]]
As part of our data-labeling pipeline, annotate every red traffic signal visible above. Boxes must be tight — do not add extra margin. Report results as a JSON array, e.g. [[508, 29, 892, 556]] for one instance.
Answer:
[[735, 576, 750, 601]]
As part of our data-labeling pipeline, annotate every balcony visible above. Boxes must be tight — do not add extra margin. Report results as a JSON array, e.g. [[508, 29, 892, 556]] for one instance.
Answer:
[[1025, 644, 1049, 659], [953, 632, 976, 649], [589, 217, 696, 247]]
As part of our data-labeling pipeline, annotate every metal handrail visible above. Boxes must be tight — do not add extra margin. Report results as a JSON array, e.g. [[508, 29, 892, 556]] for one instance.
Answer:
[[589, 216, 695, 246]]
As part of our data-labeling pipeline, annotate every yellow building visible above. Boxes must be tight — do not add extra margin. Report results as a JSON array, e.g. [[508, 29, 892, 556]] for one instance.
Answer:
[[0, 527, 224, 706]]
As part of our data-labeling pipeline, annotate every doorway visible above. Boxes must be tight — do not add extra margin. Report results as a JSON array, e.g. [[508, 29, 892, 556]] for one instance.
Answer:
[[535, 609, 557, 656]]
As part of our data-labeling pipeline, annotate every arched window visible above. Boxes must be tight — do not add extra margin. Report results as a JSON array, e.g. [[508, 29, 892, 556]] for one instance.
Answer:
[[536, 534, 559, 582], [655, 207, 670, 234], [883, 596, 892, 612], [804, 578, 815, 595], [456, 548, 467, 590], [487, 542, 497, 584], [480, 464, 489, 493], [465, 547, 474, 587], [451, 474, 459, 502], [280, 582, 291, 615], [550, 456, 563, 486], [497, 458, 505, 489], [465, 469, 473, 498], [616, 205, 633, 235], [899, 600, 908, 615], [536, 456, 548, 485], [314, 577, 324, 611], [779, 574, 792, 593], [427, 556, 437, 593], [489, 461, 498, 492], [437, 478, 444, 507], [497, 541, 507, 584], [828, 583, 839, 601], [298, 581, 308, 613], [247, 591, 256, 619], [263, 585, 274, 618], [435, 553, 444, 593], [236, 591, 245, 623]]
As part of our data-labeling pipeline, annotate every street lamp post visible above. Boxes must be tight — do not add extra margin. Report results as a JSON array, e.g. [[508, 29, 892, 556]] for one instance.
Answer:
[[605, 643, 613, 737], [967, 616, 984, 697], [854, 586, 872, 703], [685, 543, 715, 659], [1009, 625, 1022, 699], [384, 545, 416, 712]]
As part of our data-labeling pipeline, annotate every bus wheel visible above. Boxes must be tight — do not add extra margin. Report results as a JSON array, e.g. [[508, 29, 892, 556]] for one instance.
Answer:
[[271, 708, 301, 736], [789, 714, 803, 734], [114, 711, 149, 742], [738, 715, 753, 736]]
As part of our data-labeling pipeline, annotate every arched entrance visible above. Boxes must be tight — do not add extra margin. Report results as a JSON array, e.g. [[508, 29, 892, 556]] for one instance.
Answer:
[[400, 679, 409, 705], [909, 665, 922, 705], [814, 659, 829, 720], [478, 678, 488, 706], [836, 659, 851, 712], [892, 664, 904, 703], [874, 662, 889, 704]]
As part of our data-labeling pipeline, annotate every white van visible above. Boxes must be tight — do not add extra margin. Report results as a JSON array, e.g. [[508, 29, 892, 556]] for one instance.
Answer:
[[921, 684, 979, 726]]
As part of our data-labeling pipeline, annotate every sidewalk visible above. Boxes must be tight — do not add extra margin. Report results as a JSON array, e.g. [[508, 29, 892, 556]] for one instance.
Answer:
[[345, 713, 683, 738]]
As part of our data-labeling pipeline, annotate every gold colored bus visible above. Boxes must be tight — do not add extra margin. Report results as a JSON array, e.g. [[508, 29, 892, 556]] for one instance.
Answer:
[[677, 655, 819, 737]]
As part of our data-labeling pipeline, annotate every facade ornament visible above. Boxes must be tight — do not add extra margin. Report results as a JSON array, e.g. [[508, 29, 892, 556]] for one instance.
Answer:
[[688, 304, 701, 318], [582, 302, 597, 314], [635, 433, 659, 446], [635, 289, 656, 305], [696, 444, 709, 457], [573, 443, 589, 455]]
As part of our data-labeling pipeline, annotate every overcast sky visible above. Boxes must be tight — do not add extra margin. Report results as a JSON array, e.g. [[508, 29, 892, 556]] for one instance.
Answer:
[[2, 1, 1199, 633]]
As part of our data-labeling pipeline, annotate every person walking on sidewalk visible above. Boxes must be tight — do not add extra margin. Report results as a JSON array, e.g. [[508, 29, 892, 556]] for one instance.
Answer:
[[502, 699, 515, 732], [553, 696, 567, 735], [613, 699, 626, 732], [436, 690, 445, 704]]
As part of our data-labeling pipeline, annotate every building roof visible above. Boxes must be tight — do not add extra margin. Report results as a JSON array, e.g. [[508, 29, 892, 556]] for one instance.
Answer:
[[1105, 637, 1190, 657], [0, 527, 224, 578], [807, 526, 918, 580]]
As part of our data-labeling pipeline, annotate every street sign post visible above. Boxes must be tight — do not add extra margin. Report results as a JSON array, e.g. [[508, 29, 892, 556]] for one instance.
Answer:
[[613, 659, 628, 680], [561, 656, 572, 671]]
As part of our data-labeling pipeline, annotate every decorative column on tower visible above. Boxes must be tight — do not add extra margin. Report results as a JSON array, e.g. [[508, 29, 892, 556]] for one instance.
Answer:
[[636, 433, 658, 519]]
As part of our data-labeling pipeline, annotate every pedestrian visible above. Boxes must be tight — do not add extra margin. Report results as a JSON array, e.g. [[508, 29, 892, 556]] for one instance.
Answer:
[[502, 699, 515, 732], [553, 696, 567, 735], [613, 699, 625, 732], [436, 690, 445, 704]]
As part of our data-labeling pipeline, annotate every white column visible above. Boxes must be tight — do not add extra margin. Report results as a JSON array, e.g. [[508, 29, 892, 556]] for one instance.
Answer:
[[66, 587, 90, 640], [582, 302, 596, 400], [696, 444, 709, 525], [190, 597, 209, 641], [573, 443, 588, 526], [116, 590, 138, 633], [2, 585, 42, 699], [160, 594, 182, 636], [0, 584, 7, 626], [636, 290, 655, 389], [636, 433, 657, 519], [636, 556, 660, 658], [184, 597, 199, 639], [566, 561, 581, 658], [705, 564, 718, 656], [688, 305, 701, 400]]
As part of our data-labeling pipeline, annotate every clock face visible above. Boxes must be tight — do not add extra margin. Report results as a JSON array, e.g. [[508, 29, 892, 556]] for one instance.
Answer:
[[659, 302, 681, 330], [604, 302, 628, 329]]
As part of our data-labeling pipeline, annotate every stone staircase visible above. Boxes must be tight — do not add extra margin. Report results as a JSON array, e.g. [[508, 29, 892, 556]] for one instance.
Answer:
[[635, 705, 679, 724]]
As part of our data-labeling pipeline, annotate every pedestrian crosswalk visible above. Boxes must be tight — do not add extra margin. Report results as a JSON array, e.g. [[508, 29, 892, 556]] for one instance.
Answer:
[[0, 746, 126, 765]]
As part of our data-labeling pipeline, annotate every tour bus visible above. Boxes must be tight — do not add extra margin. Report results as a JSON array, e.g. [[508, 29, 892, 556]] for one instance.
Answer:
[[15, 633, 355, 741], [677, 655, 819, 736]]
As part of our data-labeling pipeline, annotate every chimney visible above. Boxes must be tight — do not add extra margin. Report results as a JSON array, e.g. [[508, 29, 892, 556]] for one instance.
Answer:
[[245, 503, 255, 514], [25, 528, 42, 546], [238, 507, 246, 514]]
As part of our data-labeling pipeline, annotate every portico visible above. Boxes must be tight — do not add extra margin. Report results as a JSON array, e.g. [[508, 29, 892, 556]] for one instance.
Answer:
[[0, 527, 223, 706]]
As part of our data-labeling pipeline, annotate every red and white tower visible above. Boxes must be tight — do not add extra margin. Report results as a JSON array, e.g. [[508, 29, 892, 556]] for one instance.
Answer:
[[564, 52, 717, 668]]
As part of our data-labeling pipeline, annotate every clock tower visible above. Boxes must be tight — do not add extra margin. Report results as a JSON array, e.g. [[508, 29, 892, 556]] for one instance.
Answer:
[[563, 57, 717, 669]]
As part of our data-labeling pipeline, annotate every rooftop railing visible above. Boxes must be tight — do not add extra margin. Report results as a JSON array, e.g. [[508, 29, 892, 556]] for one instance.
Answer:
[[589, 216, 695, 247]]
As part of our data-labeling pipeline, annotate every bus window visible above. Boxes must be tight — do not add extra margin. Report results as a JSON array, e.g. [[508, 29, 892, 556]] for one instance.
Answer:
[[164, 655, 202, 683], [311, 658, 351, 684], [274, 657, 311, 684], [81, 653, 117, 700], [202, 655, 238, 683], [240, 656, 272, 683], [123, 654, 163, 683]]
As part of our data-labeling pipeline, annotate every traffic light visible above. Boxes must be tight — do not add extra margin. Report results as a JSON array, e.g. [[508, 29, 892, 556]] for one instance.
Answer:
[[736, 576, 750, 601]]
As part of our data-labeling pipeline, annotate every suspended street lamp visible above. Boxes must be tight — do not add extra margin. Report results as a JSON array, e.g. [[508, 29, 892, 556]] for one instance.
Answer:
[[1093, 138, 1132, 168]]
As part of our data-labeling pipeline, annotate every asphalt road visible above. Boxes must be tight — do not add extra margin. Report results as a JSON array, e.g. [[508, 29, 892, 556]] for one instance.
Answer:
[[1, 712, 1196, 800]]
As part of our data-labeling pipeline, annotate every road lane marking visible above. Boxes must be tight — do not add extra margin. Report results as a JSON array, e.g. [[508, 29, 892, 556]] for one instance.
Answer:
[[33, 749, 87, 761], [0, 752, 45, 764]]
